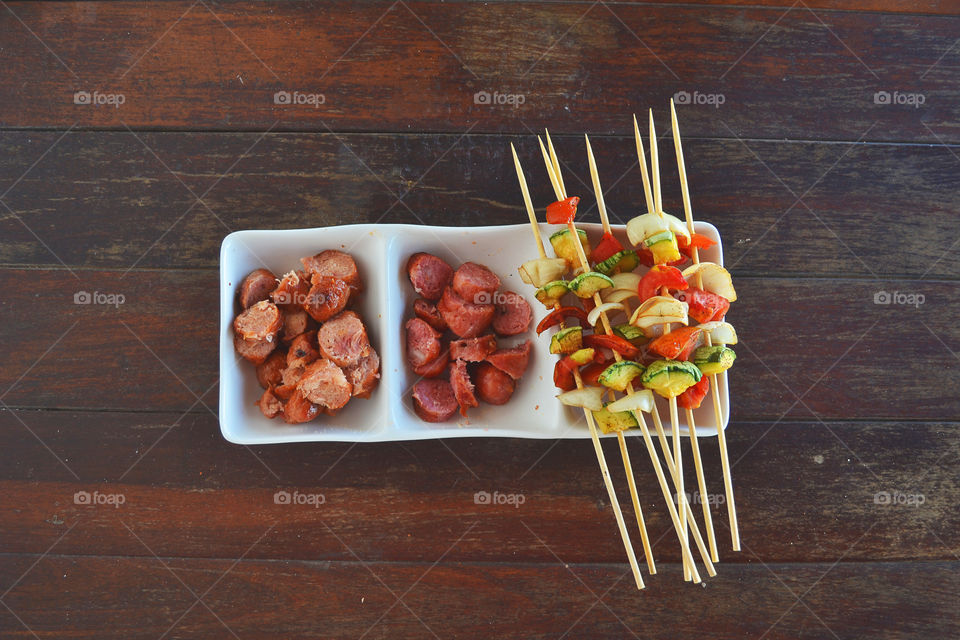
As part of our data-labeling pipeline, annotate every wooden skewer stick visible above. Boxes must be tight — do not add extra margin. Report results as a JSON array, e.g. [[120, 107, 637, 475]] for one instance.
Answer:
[[511, 144, 644, 590], [633, 114, 656, 217], [540, 136, 656, 576], [648, 111, 690, 580], [545, 133, 709, 581], [670, 98, 740, 552]]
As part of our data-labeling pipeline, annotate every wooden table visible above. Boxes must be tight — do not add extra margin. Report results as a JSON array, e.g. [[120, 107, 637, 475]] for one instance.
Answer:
[[1, 2, 958, 638]]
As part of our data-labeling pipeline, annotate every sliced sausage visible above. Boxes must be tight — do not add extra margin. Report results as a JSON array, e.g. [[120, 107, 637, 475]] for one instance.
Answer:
[[234, 333, 277, 365], [271, 270, 312, 309], [297, 359, 352, 411], [450, 359, 478, 417], [281, 308, 314, 343], [256, 349, 287, 389], [283, 387, 321, 424], [407, 253, 453, 301], [233, 300, 283, 342], [319, 310, 371, 368], [413, 298, 447, 332], [274, 383, 296, 401], [437, 286, 494, 339], [405, 317, 442, 368], [258, 387, 283, 418], [303, 276, 350, 322], [412, 379, 458, 422], [287, 331, 319, 366], [239, 268, 277, 309], [450, 335, 497, 362], [474, 362, 516, 405], [301, 250, 361, 292], [345, 350, 380, 398], [412, 348, 449, 379], [452, 262, 500, 304], [485, 340, 532, 380], [492, 291, 532, 336]]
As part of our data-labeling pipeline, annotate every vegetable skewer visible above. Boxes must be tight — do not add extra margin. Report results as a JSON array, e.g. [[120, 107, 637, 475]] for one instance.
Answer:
[[670, 98, 740, 551], [539, 135, 713, 581], [511, 144, 646, 590]]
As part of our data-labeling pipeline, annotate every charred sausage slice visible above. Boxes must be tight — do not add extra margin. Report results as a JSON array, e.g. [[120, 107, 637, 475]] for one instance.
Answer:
[[492, 291, 532, 336], [283, 387, 321, 424], [256, 349, 287, 389], [297, 359, 352, 411], [484, 340, 532, 380], [450, 359, 478, 417], [281, 308, 314, 343], [411, 379, 458, 422], [234, 300, 283, 342], [412, 348, 449, 379], [258, 387, 283, 418], [318, 310, 371, 368], [474, 362, 516, 405], [413, 298, 448, 332], [407, 253, 453, 301], [271, 270, 312, 309], [449, 335, 497, 362], [405, 317, 442, 368], [286, 330, 319, 366], [301, 250, 361, 292], [452, 262, 500, 304], [344, 350, 380, 398], [239, 269, 277, 309], [303, 276, 350, 322], [437, 286, 494, 339]]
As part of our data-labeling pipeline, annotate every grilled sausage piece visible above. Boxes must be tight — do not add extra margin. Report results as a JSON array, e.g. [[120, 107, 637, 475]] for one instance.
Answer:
[[281, 308, 315, 343], [234, 333, 277, 365], [239, 269, 277, 309], [258, 387, 284, 418], [413, 298, 448, 332], [484, 340, 532, 380], [449, 335, 497, 362], [407, 253, 454, 301], [287, 331, 319, 365], [474, 362, 516, 405], [303, 276, 350, 322], [412, 348, 449, 379], [234, 300, 283, 342], [301, 250, 361, 292], [437, 286, 494, 339], [297, 359, 352, 411], [411, 379, 458, 422], [319, 311, 371, 368], [491, 291, 532, 336], [256, 349, 287, 389], [405, 317, 442, 368], [452, 262, 501, 304], [345, 350, 380, 398], [271, 270, 312, 309], [450, 359, 478, 417], [283, 387, 321, 424]]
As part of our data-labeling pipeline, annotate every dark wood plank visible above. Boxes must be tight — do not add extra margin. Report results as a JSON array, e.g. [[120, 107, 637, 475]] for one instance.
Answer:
[[1, 132, 958, 278], [0, 554, 956, 639], [1, 408, 956, 563], [1, 269, 956, 419], [1, 3, 958, 142]]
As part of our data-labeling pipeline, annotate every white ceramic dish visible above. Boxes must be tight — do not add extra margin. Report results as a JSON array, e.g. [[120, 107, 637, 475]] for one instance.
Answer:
[[219, 223, 729, 444]]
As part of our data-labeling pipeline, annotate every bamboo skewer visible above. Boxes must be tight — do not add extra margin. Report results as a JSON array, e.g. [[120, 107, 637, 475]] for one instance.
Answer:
[[542, 134, 711, 581], [511, 144, 645, 590], [539, 137, 656, 577], [670, 99, 740, 551]]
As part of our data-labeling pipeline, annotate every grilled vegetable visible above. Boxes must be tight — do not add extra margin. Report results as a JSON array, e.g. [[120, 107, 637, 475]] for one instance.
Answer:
[[535, 280, 570, 307], [536, 306, 588, 335], [569, 271, 614, 298], [597, 360, 646, 392], [641, 359, 702, 398], [583, 334, 641, 359], [648, 326, 704, 360], [693, 345, 736, 375], [605, 389, 656, 414], [677, 376, 710, 410], [556, 386, 605, 411], [591, 232, 625, 264], [546, 196, 580, 224], [625, 212, 691, 246], [629, 296, 689, 333], [595, 250, 640, 276], [681, 262, 737, 302], [613, 323, 648, 346], [549, 228, 591, 266], [639, 265, 688, 303], [593, 404, 639, 434], [549, 326, 583, 354], [697, 321, 738, 345], [586, 302, 627, 327], [519, 257, 568, 288]]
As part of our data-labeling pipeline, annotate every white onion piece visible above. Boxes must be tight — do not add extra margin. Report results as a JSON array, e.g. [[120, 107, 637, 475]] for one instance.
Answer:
[[629, 296, 689, 332], [556, 387, 605, 412], [610, 272, 642, 292], [682, 262, 737, 302], [603, 289, 639, 305], [697, 321, 738, 345], [587, 302, 626, 327], [606, 390, 656, 414], [626, 212, 690, 247], [518, 257, 568, 288]]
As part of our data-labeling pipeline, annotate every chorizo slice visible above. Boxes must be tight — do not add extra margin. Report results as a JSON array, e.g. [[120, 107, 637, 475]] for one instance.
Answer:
[[449, 335, 497, 362], [412, 348, 449, 379], [407, 253, 454, 301], [437, 286, 494, 339], [301, 250, 362, 292], [344, 350, 380, 398], [283, 387, 321, 424], [413, 298, 447, 332], [303, 276, 350, 322], [281, 308, 315, 344], [233, 300, 283, 342], [297, 359, 353, 411], [449, 359, 478, 417], [287, 330, 319, 366], [239, 268, 277, 309], [411, 379, 458, 423], [271, 270, 312, 309], [452, 262, 500, 304], [258, 387, 283, 419], [405, 317, 442, 368], [474, 362, 516, 405], [492, 291, 533, 336], [318, 310, 371, 368], [484, 340, 532, 380], [256, 349, 287, 389], [234, 332, 277, 365]]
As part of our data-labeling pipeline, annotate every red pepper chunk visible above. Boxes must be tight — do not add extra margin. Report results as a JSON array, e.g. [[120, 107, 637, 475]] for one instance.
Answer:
[[580, 360, 610, 386], [536, 306, 589, 335], [648, 326, 703, 361], [591, 232, 624, 264], [546, 196, 580, 225], [677, 376, 710, 410], [678, 288, 730, 325], [553, 360, 576, 391], [638, 265, 689, 302], [583, 334, 640, 360], [677, 232, 716, 251], [553, 349, 609, 390]]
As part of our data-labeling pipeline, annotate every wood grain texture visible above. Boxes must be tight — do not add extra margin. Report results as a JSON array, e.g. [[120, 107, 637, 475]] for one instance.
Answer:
[[1, 132, 958, 278], [0, 410, 956, 564], [0, 555, 956, 639], [0, 2, 958, 141]]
